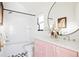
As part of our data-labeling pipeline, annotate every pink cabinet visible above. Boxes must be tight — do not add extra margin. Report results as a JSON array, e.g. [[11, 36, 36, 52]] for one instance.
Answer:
[[55, 46, 77, 57], [78, 52, 79, 57], [34, 39, 56, 57], [34, 39, 78, 57]]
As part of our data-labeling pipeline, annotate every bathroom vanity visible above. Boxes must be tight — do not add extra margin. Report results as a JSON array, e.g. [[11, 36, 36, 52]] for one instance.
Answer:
[[34, 32, 79, 57], [33, 2, 79, 57]]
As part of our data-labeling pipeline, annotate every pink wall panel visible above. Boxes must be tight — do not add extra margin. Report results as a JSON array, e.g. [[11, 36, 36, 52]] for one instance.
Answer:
[[34, 39, 78, 57], [45, 43, 56, 57], [34, 39, 55, 57], [56, 46, 77, 57], [78, 52, 79, 57], [34, 39, 46, 57]]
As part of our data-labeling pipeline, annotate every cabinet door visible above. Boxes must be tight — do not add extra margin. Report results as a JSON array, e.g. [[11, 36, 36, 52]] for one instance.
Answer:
[[34, 39, 56, 57], [45, 41, 56, 57], [56, 46, 77, 57], [78, 52, 79, 57]]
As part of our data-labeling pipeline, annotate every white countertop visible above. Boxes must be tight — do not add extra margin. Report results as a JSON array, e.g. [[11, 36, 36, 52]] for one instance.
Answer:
[[34, 31, 79, 52]]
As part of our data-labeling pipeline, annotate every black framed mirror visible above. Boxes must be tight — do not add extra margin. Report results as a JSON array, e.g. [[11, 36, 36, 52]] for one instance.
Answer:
[[47, 2, 79, 36]]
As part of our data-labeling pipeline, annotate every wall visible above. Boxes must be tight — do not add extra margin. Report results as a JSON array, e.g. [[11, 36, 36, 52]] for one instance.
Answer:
[[70, 2, 79, 41], [75, 2, 79, 26]]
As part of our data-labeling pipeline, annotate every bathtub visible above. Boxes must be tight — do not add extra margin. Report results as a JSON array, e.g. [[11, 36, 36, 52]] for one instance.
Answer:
[[0, 41, 34, 57]]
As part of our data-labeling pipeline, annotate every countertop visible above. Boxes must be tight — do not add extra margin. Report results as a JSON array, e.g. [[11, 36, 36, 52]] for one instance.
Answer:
[[34, 31, 79, 52]]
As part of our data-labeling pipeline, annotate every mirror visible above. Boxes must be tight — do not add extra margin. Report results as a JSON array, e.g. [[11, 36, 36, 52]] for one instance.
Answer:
[[47, 2, 79, 37]]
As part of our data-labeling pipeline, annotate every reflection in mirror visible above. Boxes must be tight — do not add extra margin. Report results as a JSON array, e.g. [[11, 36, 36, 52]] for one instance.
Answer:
[[47, 2, 79, 38], [37, 14, 44, 31], [57, 17, 67, 28]]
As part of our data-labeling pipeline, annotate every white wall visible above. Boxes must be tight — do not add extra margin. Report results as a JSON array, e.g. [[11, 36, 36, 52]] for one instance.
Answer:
[[4, 11, 35, 43], [75, 2, 79, 26], [70, 2, 79, 41]]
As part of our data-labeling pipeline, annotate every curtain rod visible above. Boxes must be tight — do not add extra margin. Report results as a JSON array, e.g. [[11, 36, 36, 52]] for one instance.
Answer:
[[3, 8, 36, 16]]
